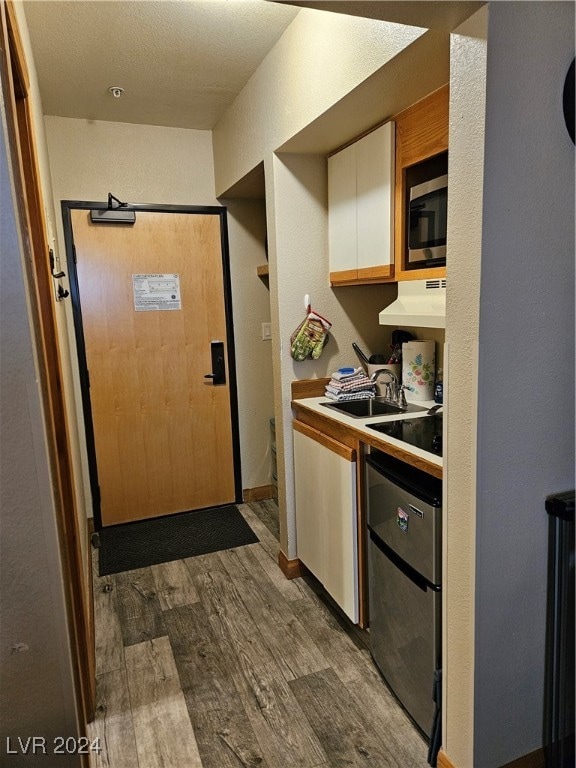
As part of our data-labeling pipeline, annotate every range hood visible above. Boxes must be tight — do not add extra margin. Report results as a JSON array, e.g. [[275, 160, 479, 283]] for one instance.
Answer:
[[379, 278, 446, 328]]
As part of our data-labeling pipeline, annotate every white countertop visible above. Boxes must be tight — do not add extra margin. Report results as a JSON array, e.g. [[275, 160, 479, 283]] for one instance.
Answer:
[[292, 396, 443, 470]]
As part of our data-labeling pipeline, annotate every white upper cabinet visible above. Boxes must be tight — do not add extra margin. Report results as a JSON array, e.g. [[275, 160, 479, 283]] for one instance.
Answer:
[[327, 141, 357, 276], [356, 122, 395, 271], [328, 121, 395, 284]]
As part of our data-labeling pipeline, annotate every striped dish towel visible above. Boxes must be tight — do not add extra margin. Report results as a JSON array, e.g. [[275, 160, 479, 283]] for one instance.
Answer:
[[327, 375, 374, 393], [325, 390, 375, 402]]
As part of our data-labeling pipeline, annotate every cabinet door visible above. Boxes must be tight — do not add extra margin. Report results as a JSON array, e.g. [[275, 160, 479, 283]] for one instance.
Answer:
[[293, 428, 324, 580], [356, 121, 395, 274], [322, 451, 358, 623], [328, 142, 357, 278], [293, 425, 359, 622]]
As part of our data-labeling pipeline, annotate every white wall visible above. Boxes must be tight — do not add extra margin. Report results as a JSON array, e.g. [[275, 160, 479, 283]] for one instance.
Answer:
[[223, 198, 275, 489], [213, 9, 427, 196], [45, 117, 217, 212], [0, 84, 80, 768], [44, 116, 274, 505], [444, 7, 488, 766], [473, 3, 575, 765]]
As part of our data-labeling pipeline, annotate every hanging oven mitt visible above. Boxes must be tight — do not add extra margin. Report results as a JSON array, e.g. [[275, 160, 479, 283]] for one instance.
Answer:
[[290, 309, 332, 361]]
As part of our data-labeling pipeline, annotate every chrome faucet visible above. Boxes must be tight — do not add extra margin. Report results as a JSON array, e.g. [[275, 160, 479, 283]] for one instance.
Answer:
[[369, 369, 401, 405]]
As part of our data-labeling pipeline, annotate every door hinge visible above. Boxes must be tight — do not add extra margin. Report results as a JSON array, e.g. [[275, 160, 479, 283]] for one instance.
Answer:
[[86, 368, 90, 388], [72, 244, 77, 264]]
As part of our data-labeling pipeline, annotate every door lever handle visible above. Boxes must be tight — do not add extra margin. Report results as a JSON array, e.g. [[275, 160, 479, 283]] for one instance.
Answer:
[[204, 373, 215, 379]]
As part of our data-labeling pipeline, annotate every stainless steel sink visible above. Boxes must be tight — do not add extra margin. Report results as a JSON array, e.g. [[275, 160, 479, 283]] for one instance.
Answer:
[[321, 399, 427, 418]]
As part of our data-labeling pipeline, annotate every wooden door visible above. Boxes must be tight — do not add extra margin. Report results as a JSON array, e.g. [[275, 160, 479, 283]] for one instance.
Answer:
[[70, 208, 239, 527]]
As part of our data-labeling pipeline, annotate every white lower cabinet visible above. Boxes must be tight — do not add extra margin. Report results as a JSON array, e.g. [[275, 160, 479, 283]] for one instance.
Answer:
[[293, 423, 359, 623]]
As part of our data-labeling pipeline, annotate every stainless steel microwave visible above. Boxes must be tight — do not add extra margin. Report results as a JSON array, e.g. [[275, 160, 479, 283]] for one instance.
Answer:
[[408, 174, 448, 268]]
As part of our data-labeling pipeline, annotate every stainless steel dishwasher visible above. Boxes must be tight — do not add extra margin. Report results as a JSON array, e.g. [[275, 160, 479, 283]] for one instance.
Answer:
[[366, 449, 442, 739]]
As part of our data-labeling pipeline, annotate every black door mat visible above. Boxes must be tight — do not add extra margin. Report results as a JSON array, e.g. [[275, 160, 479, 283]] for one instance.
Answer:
[[98, 504, 258, 576]]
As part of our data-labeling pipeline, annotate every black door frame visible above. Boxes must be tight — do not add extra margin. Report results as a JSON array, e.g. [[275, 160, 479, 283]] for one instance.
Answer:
[[61, 200, 243, 530]]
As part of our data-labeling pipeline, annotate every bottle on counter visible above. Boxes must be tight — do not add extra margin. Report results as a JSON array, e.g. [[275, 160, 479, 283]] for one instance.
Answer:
[[434, 369, 444, 404]]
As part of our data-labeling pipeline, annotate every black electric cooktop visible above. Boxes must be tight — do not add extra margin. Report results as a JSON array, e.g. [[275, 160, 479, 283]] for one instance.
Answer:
[[368, 414, 443, 456]]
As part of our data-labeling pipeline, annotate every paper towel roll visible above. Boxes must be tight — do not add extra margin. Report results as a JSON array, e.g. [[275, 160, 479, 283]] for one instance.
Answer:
[[402, 341, 436, 401]]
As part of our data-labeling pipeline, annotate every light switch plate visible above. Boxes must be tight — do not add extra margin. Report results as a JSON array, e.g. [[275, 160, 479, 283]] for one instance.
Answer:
[[261, 322, 272, 341]]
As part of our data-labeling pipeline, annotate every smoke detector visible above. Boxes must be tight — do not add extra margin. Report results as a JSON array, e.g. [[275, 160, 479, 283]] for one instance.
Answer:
[[108, 86, 125, 99]]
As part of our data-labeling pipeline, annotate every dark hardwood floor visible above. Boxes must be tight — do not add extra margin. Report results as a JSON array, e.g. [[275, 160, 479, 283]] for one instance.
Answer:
[[88, 501, 428, 767]]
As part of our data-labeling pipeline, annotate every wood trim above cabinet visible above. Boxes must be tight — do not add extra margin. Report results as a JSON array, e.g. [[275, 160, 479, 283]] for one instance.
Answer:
[[293, 420, 356, 462], [394, 84, 449, 169]]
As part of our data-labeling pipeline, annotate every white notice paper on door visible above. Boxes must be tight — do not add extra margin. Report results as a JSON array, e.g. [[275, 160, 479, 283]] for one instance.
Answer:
[[132, 274, 181, 311]]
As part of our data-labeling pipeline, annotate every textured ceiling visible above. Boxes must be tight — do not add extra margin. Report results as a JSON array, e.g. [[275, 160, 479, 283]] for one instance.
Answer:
[[23, 0, 300, 130]]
